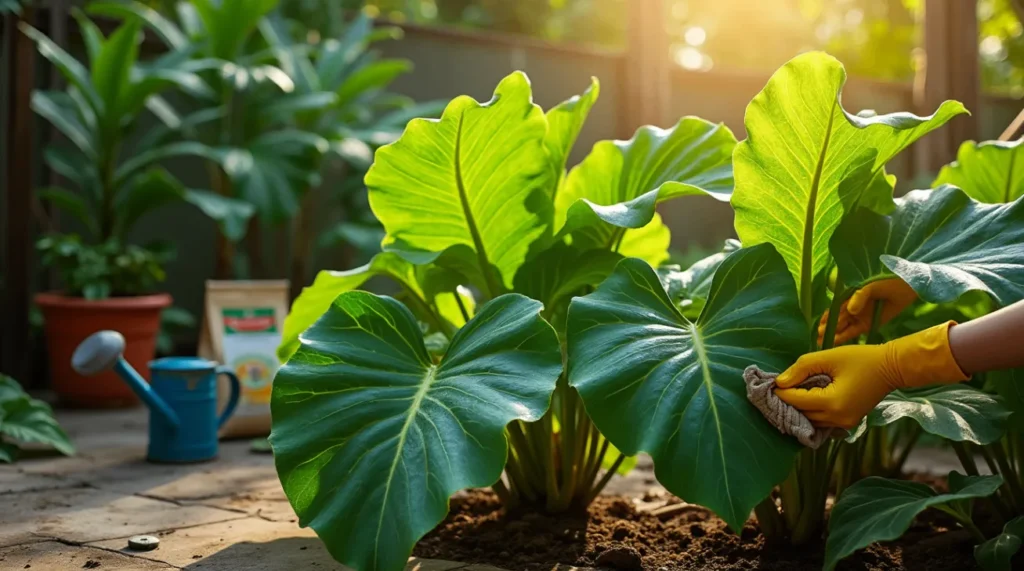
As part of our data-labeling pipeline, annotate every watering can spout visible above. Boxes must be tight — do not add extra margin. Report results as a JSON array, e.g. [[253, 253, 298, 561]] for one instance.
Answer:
[[72, 331, 181, 428]]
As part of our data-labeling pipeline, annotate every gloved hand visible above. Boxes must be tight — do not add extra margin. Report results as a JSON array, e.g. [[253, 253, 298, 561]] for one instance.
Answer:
[[777, 321, 968, 429], [818, 278, 918, 346]]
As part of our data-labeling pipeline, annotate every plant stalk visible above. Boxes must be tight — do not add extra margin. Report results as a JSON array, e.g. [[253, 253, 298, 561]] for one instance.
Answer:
[[587, 452, 625, 505]]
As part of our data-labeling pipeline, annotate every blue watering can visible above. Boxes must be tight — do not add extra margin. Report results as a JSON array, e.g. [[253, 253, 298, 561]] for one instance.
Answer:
[[72, 330, 241, 463]]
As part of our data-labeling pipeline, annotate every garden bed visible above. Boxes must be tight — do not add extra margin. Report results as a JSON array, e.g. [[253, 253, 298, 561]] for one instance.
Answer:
[[414, 478, 988, 571]]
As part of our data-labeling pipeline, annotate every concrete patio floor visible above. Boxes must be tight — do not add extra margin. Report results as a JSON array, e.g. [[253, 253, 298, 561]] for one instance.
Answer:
[[0, 406, 963, 570]]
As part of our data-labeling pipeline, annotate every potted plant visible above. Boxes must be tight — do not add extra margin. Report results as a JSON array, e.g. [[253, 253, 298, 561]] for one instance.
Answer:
[[24, 11, 251, 407]]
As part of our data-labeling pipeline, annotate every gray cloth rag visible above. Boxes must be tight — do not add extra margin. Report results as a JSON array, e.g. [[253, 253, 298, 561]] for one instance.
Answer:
[[743, 365, 839, 450]]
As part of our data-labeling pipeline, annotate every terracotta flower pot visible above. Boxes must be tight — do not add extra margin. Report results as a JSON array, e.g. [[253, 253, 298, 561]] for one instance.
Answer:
[[35, 292, 172, 408]]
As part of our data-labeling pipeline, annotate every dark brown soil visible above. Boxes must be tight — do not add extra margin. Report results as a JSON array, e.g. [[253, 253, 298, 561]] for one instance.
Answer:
[[413, 483, 994, 571]]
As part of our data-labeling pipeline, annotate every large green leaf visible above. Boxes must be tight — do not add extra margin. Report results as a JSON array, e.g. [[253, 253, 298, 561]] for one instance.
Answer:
[[566, 243, 808, 529], [975, 516, 1024, 571], [933, 139, 1024, 204], [825, 473, 1003, 571], [616, 213, 672, 267], [37, 188, 96, 236], [276, 253, 417, 362], [271, 292, 561, 571], [365, 71, 553, 298], [556, 118, 736, 250], [867, 385, 1010, 445], [732, 51, 967, 319], [830, 186, 1024, 306], [986, 368, 1024, 432], [545, 78, 599, 183], [88, 1, 189, 50]]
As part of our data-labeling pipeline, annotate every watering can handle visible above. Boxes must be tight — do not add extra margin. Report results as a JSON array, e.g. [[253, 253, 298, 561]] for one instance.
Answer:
[[216, 366, 241, 429]]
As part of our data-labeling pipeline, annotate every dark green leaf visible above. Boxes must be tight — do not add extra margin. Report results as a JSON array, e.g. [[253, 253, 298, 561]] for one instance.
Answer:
[[88, 1, 188, 50], [335, 59, 412, 108], [658, 239, 740, 318], [933, 139, 1024, 204], [71, 8, 104, 63], [184, 190, 255, 243], [868, 385, 1010, 445], [32, 91, 95, 159], [825, 473, 1003, 571], [513, 244, 621, 310], [20, 23, 103, 114], [92, 20, 140, 116], [975, 516, 1024, 571], [831, 186, 1024, 306], [0, 441, 17, 463], [566, 244, 808, 529], [114, 169, 188, 236], [0, 376, 74, 457], [272, 292, 561, 571], [37, 188, 97, 236]]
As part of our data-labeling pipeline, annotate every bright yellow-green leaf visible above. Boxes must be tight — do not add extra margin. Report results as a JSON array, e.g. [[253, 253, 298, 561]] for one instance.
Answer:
[[732, 51, 967, 320], [933, 138, 1024, 203]]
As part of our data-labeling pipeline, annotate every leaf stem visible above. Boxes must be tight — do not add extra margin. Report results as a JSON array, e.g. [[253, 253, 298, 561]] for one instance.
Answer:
[[454, 290, 471, 323], [587, 452, 625, 504], [866, 299, 886, 345], [952, 441, 980, 476], [821, 283, 850, 350]]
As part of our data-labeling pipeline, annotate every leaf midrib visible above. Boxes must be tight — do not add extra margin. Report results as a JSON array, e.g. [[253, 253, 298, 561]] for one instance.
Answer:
[[454, 110, 502, 298], [688, 322, 733, 518], [373, 364, 437, 568], [800, 99, 839, 322]]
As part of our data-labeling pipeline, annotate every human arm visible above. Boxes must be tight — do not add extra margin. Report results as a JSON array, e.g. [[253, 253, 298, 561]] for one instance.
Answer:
[[777, 299, 1024, 429]]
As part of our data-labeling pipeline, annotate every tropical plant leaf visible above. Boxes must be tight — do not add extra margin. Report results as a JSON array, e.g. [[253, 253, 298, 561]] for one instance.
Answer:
[[184, 190, 255, 243], [986, 368, 1024, 432], [933, 139, 1024, 204], [616, 214, 672, 267], [830, 186, 1024, 306], [658, 239, 741, 318], [556, 118, 736, 251], [219, 130, 328, 223], [335, 59, 412, 108], [732, 51, 967, 320], [867, 385, 1010, 445], [513, 243, 622, 311], [566, 243, 808, 529], [31, 91, 95, 159], [365, 71, 553, 298], [88, 1, 189, 50], [92, 20, 140, 122], [545, 78, 600, 183], [20, 23, 102, 114], [825, 473, 1003, 571], [0, 441, 17, 463], [975, 516, 1024, 571], [0, 377, 74, 457], [37, 188, 97, 236], [276, 253, 418, 362], [271, 292, 562, 571]]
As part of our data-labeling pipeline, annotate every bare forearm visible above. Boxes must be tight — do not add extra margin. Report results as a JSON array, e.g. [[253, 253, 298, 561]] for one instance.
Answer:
[[949, 299, 1024, 375]]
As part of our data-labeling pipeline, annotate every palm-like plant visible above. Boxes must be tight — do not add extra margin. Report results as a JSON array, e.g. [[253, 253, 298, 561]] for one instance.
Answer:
[[91, 0, 337, 279], [23, 8, 252, 295], [260, 11, 446, 293]]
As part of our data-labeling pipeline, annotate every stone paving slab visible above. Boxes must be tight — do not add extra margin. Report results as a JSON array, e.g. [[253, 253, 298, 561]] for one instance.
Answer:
[[0, 541, 176, 569], [0, 470, 83, 495], [90, 517, 332, 569], [0, 486, 246, 548]]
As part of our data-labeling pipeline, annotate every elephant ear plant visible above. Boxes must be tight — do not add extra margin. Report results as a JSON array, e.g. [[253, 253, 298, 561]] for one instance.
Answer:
[[271, 71, 738, 571], [569, 50, 1024, 557]]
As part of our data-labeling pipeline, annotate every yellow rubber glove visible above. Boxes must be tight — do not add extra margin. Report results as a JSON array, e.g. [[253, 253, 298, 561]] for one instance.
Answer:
[[777, 321, 968, 429], [818, 278, 918, 346]]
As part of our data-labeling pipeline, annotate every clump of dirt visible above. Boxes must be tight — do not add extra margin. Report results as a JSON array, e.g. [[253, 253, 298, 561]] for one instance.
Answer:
[[412, 488, 987, 571]]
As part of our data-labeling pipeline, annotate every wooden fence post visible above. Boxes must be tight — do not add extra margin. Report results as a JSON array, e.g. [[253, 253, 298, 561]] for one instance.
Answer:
[[620, 0, 672, 138], [920, 0, 980, 171], [1, 8, 36, 384]]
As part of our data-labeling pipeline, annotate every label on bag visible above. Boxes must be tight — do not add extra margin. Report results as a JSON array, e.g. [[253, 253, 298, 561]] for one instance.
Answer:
[[220, 307, 280, 414]]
